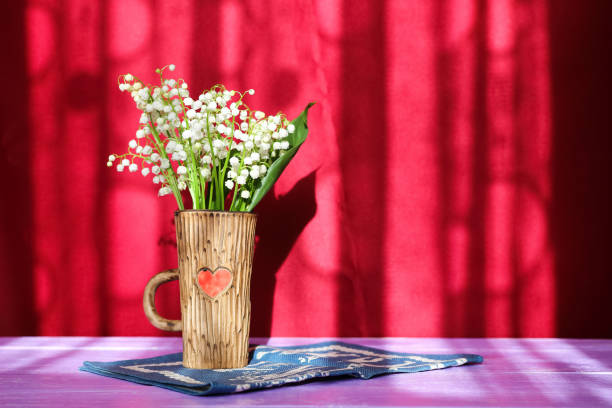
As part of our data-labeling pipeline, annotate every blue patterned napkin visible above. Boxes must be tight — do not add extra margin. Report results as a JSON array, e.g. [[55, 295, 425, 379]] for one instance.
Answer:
[[80, 341, 483, 396]]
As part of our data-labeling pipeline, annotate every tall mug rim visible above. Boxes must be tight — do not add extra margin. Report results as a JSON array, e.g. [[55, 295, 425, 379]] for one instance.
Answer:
[[174, 209, 257, 218]]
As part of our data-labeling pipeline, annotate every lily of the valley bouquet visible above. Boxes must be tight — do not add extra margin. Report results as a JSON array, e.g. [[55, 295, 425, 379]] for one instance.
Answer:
[[108, 64, 313, 211]]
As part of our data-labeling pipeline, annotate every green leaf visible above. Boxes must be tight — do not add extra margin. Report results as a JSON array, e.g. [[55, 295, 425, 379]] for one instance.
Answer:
[[246, 102, 315, 212]]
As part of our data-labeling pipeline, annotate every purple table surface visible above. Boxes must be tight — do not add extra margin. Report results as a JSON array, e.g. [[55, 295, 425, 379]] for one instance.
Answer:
[[0, 337, 611, 408]]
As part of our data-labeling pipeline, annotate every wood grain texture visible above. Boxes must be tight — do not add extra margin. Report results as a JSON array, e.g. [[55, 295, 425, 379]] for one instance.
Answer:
[[176, 210, 257, 369], [5, 337, 612, 406]]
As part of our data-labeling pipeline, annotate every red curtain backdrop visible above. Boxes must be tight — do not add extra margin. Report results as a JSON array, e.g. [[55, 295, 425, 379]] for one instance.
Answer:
[[1, 0, 610, 337]]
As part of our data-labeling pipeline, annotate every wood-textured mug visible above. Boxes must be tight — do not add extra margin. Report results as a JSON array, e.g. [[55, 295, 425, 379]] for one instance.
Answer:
[[143, 210, 257, 369]]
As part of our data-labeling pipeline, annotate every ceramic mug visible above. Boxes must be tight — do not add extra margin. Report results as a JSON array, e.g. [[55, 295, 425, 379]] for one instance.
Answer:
[[143, 210, 257, 369]]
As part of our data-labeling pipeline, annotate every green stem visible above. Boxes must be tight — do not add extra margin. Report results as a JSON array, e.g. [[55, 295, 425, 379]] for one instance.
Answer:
[[185, 141, 200, 209], [208, 170, 216, 209], [217, 117, 237, 211], [217, 162, 224, 210], [161, 168, 184, 209], [172, 86, 203, 209], [147, 115, 184, 210], [229, 148, 249, 211], [205, 113, 223, 210], [228, 185, 238, 211]]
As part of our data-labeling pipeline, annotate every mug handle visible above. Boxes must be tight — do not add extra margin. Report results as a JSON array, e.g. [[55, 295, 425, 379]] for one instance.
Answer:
[[143, 269, 182, 332]]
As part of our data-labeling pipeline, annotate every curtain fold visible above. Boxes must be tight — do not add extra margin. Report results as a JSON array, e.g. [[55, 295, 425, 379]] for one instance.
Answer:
[[1, 0, 609, 337]]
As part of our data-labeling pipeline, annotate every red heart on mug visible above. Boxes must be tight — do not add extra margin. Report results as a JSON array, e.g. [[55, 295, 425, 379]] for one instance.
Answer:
[[197, 267, 233, 299]]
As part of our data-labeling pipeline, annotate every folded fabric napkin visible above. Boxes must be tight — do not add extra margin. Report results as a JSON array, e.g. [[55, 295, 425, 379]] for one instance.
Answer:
[[80, 341, 483, 396]]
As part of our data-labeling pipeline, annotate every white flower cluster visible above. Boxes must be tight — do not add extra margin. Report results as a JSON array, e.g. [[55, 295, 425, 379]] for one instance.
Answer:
[[108, 65, 296, 211]]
